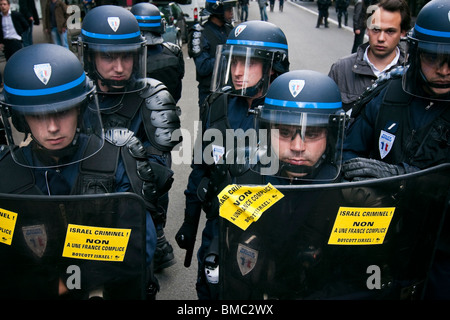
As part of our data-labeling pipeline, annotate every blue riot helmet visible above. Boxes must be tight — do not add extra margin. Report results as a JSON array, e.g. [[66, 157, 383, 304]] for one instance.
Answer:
[[211, 21, 289, 98], [403, 0, 450, 101], [0, 43, 104, 169], [204, 0, 237, 24], [131, 2, 166, 45], [256, 70, 346, 181], [79, 5, 147, 95]]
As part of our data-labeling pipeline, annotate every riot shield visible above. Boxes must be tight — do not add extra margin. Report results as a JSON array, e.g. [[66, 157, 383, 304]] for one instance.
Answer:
[[219, 163, 450, 300], [0, 192, 147, 299]]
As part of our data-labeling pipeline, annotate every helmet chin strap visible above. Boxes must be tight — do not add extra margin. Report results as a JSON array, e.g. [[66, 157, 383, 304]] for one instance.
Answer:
[[94, 69, 131, 91], [214, 13, 232, 24], [232, 77, 265, 97], [278, 154, 326, 179], [31, 132, 80, 166], [420, 69, 450, 89], [97, 92, 126, 114], [418, 69, 450, 101]]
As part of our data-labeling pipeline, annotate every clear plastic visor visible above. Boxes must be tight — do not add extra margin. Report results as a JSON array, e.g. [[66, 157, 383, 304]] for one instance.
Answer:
[[403, 40, 450, 101], [229, 6, 238, 24], [81, 42, 147, 94], [1, 93, 104, 169], [251, 111, 346, 182], [211, 44, 274, 98]]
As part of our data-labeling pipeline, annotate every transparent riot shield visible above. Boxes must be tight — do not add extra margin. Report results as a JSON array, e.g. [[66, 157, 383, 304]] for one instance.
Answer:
[[219, 163, 450, 300], [0, 192, 146, 299]]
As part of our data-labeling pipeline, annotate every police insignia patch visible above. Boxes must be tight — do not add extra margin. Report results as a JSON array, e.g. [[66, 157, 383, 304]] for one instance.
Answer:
[[289, 79, 305, 98], [108, 17, 120, 32], [22, 224, 47, 258], [379, 130, 395, 159], [234, 25, 246, 37], [237, 243, 258, 276], [33, 63, 51, 85], [212, 144, 225, 164]]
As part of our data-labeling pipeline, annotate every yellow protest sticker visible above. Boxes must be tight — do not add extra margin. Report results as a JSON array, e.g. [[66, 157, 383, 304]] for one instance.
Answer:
[[0, 208, 18, 245], [218, 183, 284, 230], [328, 207, 395, 245], [62, 224, 131, 262]]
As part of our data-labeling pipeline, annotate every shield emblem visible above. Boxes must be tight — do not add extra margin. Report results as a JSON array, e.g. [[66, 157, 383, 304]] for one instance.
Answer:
[[289, 79, 305, 98], [108, 17, 120, 32], [234, 25, 246, 37], [237, 243, 258, 276], [22, 225, 47, 258], [33, 63, 51, 85], [379, 130, 395, 159], [212, 144, 225, 164]]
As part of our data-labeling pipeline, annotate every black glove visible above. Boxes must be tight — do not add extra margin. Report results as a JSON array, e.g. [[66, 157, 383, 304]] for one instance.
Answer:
[[175, 219, 198, 250], [342, 158, 407, 181], [137, 160, 174, 207]]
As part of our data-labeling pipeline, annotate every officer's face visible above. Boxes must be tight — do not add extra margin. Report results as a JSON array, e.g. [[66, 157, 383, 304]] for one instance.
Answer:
[[420, 52, 450, 96], [224, 7, 234, 22], [271, 124, 327, 179], [366, 7, 405, 60], [230, 56, 263, 94], [94, 51, 134, 91], [25, 108, 79, 151]]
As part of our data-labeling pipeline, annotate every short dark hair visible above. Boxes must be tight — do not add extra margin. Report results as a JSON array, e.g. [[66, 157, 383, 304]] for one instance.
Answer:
[[372, 0, 411, 32]]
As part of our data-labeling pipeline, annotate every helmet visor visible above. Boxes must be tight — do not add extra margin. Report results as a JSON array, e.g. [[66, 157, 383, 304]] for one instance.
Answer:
[[1, 89, 104, 169], [252, 111, 346, 182], [80, 42, 147, 94], [211, 44, 274, 98], [403, 39, 450, 101]]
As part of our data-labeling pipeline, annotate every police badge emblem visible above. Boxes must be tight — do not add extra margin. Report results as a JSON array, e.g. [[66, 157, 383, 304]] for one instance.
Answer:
[[22, 225, 47, 258], [212, 144, 225, 164], [234, 25, 246, 37], [108, 17, 120, 32], [33, 63, 51, 85], [379, 130, 395, 159], [289, 79, 305, 98], [237, 243, 258, 276]]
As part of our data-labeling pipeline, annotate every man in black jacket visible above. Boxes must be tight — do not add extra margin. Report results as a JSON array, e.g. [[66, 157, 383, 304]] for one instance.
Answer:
[[316, 0, 331, 28], [352, 0, 370, 53], [19, 0, 39, 46], [0, 0, 28, 60]]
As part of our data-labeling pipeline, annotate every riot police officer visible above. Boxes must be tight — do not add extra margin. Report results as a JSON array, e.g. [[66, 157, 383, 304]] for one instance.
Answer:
[[242, 69, 346, 183], [341, 0, 449, 299], [131, 2, 185, 103], [0, 43, 158, 298], [79, 5, 181, 272], [188, 0, 236, 120], [218, 70, 347, 299], [343, 0, 449, 172], [219, 70, 450, 300], [176, 20, 289, 299]]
